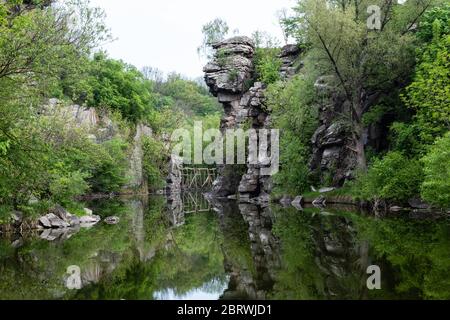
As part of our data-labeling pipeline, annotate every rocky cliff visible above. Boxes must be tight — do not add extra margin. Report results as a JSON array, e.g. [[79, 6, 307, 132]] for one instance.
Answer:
[[45, 99, 152, 193], [204, 36, 388, 197], [203, 37, 300, 201]]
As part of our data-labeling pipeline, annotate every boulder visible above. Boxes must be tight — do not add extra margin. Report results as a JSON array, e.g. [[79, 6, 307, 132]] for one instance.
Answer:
[[10, 211, 23, 227], [68, 215, 80, 226], [104, 216, 120, 225], [319, 187, 335, 194], [291, 196, 304, 210], [408, 198, 430, 210], [39, 213, 70, 229], [47, 213, 71, 228], [279, 196, 293, 207], [80, 215, 101, 225], [38, 215, 52, 228], [51, 205, 73, 222], [83, 208, 93, 215], [312, 196, 327, 206]]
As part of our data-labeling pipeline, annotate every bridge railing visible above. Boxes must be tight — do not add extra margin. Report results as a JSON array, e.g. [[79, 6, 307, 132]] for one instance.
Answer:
[[181, 167, 218, 190]]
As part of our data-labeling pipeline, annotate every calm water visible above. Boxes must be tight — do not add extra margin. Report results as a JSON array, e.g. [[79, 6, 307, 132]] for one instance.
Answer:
[[1, 193, 450, 300]]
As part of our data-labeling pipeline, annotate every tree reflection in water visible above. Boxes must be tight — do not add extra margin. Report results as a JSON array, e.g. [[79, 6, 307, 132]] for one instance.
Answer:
[[1, 193, 450, 300]]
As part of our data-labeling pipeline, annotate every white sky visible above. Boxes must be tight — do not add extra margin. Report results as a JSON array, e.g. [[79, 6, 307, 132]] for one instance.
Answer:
[[89, 0, 296, 79]]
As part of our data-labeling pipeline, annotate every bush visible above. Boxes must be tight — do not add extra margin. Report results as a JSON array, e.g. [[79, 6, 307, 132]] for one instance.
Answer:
[[389, 122, 425, 156], [49, 170, 90, 206], [254, 48, 283, 85], [354, 152, 423, 203], [273, 134, 311, 195], [89, 138, 130, 193], [421, 133, 450, 208], [142, 137, 168, 190], [266, 74, 318, 195]]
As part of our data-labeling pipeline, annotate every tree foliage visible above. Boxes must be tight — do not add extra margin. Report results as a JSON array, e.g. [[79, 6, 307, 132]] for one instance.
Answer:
[[421, 133, 450, 208], [353, 152, 423, 203], [403, 27, 450, 144]]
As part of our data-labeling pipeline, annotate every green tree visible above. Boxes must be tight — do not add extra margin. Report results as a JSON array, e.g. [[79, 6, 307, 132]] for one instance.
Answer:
[[353, 151, 423, 203], [402, 32, 450, 145], [156, 73, 221, 117], [421, 133, 450, 208], [198, 18, 229, 59], [83, 53, 156, 123], [285, 0, 434, 171]]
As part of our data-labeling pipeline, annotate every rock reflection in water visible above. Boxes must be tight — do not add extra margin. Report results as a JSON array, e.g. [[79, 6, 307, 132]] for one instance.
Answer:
[[205, 196, 280, 300], [2, 193, 450, 300]]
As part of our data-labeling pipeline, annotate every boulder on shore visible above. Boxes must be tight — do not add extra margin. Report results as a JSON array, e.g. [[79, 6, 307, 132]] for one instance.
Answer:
[[39, 213, 70, 229], [291, 196, 304, 210], [279, 196, 293, 207], [104, 216, 120, 225], [312, 196, 327, 206], [80, 215, 101, 225]]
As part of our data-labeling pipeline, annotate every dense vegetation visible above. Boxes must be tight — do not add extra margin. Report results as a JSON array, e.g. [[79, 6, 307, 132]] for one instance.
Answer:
[[0, 0, 449, 223], [0, 0, 220, 222], [268, 0, 450, 209]]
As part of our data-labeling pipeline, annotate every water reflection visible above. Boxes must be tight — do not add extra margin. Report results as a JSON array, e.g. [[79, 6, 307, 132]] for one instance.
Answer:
[[153, 277, 229, 300], [1, 193, 450, 300]]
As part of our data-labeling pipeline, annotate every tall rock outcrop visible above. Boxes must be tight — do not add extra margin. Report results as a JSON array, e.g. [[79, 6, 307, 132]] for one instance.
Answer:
[[204, 37, 256, 197], [126, 123, 153, 191], [204, 37, 301, 200]]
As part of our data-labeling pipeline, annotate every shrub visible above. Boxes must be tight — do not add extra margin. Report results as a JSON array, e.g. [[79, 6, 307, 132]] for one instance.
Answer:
[[89, 138, 130, 193], [49, 170, 90, 205], [254, 48, 282, 85], [266, 75, 319, 195], [142, 137, 168, 190], [273, 134, 311, 195], [354, 152, 423, 203], [421, 133, 450, 208]]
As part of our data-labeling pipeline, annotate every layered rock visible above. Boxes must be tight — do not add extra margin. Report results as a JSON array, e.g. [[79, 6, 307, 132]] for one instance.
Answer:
[[279, 44, 302, 80], [166, 155, 183, 199], [204, 37, 256, 197], [236, 46, 300, 202], [44, 99, 152, 191], [204, 37, 301, 200], [126, 123, 153, 191]]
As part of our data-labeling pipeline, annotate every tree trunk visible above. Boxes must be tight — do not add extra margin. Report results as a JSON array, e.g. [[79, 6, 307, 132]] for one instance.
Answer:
[[355, 131, 367, 172], [353, 92, 368, 173]]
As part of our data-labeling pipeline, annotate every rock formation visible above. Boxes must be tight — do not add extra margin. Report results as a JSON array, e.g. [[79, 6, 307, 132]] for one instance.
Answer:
[[310, 78, 390, 186], [126, 123, 153, 191], [204, 37, 301, 201], [45, 99, 153, 191], [204, 35, 388, 194], [204, 36, 256, 197], [166, 155, 183, 198]]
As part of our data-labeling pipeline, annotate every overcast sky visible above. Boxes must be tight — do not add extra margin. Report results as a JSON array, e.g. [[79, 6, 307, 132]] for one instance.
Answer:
[[89, 0, 296, 79]]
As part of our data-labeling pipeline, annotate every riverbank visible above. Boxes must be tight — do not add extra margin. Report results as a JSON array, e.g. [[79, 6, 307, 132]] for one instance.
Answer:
[[271, 187, 449, 219]]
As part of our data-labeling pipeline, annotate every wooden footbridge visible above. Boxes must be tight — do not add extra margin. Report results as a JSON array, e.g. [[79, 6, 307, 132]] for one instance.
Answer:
[[181, 167, 218, 190], [181, 191, 213, 214]]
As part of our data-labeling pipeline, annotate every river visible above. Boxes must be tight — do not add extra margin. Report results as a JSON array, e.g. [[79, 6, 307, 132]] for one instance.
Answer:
[[1, 193, 450, 300]]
